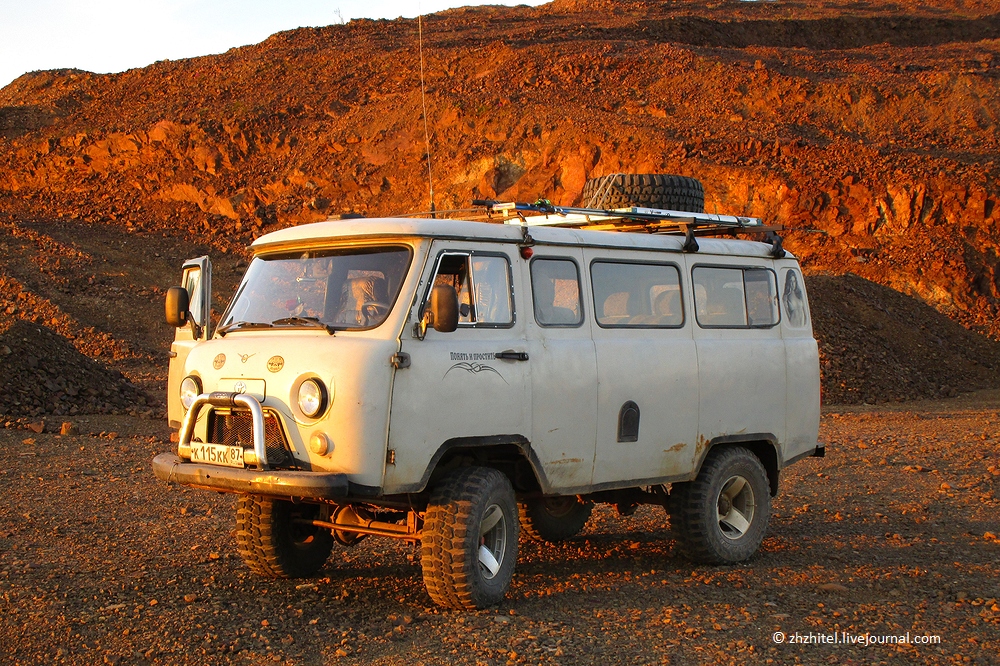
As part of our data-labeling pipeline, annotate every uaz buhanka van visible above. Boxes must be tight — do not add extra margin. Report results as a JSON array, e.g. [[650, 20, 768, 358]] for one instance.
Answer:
[[153, 192, 823, 610]]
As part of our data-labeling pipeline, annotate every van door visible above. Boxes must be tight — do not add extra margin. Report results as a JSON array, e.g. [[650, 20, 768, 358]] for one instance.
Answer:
[[166, 256, 211, 428], [689, 260, 786, 454], [384, 243, 530, 493], [588, 255, 699, 486], [777, 265, 821, 460], [522, 252, 598, 493]]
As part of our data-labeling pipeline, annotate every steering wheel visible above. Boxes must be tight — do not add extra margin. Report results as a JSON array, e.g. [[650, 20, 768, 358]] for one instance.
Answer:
[[361, 302, 391, 323]]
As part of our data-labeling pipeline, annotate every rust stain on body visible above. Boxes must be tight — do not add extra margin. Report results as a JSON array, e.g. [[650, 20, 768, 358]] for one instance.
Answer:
[[549, 458, 583, 465]]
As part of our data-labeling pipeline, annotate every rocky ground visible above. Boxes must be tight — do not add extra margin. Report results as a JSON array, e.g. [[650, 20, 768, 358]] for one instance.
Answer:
[[1, 394, 999, 665]]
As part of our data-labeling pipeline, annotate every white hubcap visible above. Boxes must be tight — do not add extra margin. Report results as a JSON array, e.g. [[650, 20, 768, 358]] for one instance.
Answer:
[[478, 504, 506, 578], [717, 475, 755, 540]]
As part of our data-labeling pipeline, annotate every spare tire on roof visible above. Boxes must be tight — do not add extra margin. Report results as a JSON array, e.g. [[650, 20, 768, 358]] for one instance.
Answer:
[[582, 173, 705, 213]]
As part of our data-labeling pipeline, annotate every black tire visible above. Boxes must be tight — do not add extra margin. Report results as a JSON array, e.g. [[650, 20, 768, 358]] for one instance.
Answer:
[[519, 496, 593, 543], [421, 467, 519, 610], [235, 495, 334, 578], [669, 446, 770, 564], [582, 173, 705, 213]]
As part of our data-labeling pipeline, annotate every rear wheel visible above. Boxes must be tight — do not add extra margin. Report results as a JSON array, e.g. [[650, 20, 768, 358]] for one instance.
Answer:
[[582, 173, 705, 212], [519, 496, 593, 543], [235, 496, 334, 578], [669, 446, 770, 564], [421, 467, 519, 609]]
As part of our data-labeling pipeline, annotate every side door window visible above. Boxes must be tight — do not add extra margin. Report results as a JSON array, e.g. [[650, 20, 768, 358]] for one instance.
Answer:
[[693, 266, 779, 328], [427, 252, 513, 326], [530, 258, 583, 327], [179, 255, 211, 340], [592, 261, 684, 327]]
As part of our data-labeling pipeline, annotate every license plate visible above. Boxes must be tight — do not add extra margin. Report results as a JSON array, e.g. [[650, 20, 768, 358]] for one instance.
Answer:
[[190, 442, 245, 468]]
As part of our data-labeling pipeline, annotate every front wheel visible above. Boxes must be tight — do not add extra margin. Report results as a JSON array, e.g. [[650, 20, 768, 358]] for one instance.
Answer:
[[669, 446, 771, 564], [519, 496, 593, 543], [235, 496, 334, 578], [421, 467, 519, 609]]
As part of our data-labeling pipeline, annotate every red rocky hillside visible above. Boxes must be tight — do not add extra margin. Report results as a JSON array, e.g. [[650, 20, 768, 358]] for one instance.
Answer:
[[2, 0, 1000, 411]]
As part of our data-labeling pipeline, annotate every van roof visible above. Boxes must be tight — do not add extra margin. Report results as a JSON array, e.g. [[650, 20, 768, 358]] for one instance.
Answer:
[[251, 217, 792, 259]]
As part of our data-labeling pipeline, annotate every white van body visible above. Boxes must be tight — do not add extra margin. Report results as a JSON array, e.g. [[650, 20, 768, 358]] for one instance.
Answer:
[[154, 214, 822, 609]]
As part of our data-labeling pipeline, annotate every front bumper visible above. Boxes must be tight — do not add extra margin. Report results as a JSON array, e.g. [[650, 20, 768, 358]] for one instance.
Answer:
[[154, 391, 349, 500], [152, 453, 349, 499]]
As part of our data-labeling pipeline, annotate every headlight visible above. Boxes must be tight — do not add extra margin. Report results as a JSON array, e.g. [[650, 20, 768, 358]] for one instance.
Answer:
[[180, 376, 201, 411], [297, 379, 327, 418]]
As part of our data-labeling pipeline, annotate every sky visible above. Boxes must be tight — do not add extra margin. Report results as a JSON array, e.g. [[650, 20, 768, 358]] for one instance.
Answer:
[[0, 0, 548, 90]]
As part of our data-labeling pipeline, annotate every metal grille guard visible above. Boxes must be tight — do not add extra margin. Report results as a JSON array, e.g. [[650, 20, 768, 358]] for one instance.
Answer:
[[179, 392, 268, 470]]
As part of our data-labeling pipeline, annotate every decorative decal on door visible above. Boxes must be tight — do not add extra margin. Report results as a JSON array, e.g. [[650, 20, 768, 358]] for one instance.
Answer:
[[444, 362, 507, 384]]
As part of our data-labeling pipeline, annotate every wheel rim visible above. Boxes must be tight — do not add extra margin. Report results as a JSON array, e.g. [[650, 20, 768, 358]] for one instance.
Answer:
[[541, 497, 578, 518], [716, 475, 756, 540], [478, 503, 507, 580]]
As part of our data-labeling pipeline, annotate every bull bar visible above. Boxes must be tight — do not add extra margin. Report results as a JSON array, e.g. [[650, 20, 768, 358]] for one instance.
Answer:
[[151, 392, 349, 499]]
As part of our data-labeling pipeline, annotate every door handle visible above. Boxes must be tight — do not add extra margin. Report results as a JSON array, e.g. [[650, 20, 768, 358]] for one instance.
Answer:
[[495, 350, 529, 361]]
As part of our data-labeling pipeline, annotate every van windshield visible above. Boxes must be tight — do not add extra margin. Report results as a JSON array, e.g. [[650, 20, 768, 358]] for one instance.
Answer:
[[218, 246, 412, 333]]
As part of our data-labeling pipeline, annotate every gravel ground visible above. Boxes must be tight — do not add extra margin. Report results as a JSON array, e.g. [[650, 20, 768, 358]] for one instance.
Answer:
[[1, 394, 999, 666]]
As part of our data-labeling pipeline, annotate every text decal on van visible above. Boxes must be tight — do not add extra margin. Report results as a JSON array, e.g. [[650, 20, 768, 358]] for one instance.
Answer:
[[449, 352, 497, 361]]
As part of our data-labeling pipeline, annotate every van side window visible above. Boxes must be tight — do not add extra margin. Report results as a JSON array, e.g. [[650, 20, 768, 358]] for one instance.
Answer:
[[472, 255, 513, 325], [430, 252, 513, 326], [745, 269, 779, 326], [433, 254, 474, 323], [592, 261, 683, 328], [693, 266, 778, 328], [531, 258, 583, 327]]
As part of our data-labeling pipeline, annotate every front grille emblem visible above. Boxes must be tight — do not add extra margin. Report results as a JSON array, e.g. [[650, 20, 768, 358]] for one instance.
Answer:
[[233, 381, 247, 394]]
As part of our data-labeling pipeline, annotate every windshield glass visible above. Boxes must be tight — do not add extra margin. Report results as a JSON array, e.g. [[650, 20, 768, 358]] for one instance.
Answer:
[[220, 246, 412, 331]]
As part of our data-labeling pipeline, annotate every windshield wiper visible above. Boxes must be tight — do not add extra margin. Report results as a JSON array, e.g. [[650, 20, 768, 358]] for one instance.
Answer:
[[271, 316, 338, 335], [216, 321, 274, 336]]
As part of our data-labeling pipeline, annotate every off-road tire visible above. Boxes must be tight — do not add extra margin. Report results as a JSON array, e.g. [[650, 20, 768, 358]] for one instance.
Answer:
[[421, 467, 519, 610], [582, 173, 705, 213], [235, 495, 334, 578], [519, 496, 593, 543], [669, 446, 770, 564]]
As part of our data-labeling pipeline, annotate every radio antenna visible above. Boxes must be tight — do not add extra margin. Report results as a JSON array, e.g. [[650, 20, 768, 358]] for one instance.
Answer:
[[418, 9, 436, 217]]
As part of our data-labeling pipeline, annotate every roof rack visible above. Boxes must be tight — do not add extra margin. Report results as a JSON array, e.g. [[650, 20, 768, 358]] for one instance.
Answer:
[[471, 199, 786, 257]]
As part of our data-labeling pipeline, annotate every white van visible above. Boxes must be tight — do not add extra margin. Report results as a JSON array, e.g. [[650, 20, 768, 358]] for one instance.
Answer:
[[154, 198, 822, 610]]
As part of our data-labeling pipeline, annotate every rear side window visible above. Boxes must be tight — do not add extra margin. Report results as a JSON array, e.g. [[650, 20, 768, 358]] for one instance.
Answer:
[[592, 261, 683, 328], [429, 252, 513, 326], [531, 258, 583, 326], [693, 266, 778, 328]]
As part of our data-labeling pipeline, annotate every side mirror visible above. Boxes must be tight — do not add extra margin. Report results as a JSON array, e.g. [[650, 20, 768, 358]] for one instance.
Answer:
[[165, 286, 190, 328], [416, 284, 459, 339], [430, 284, 459, 333]]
